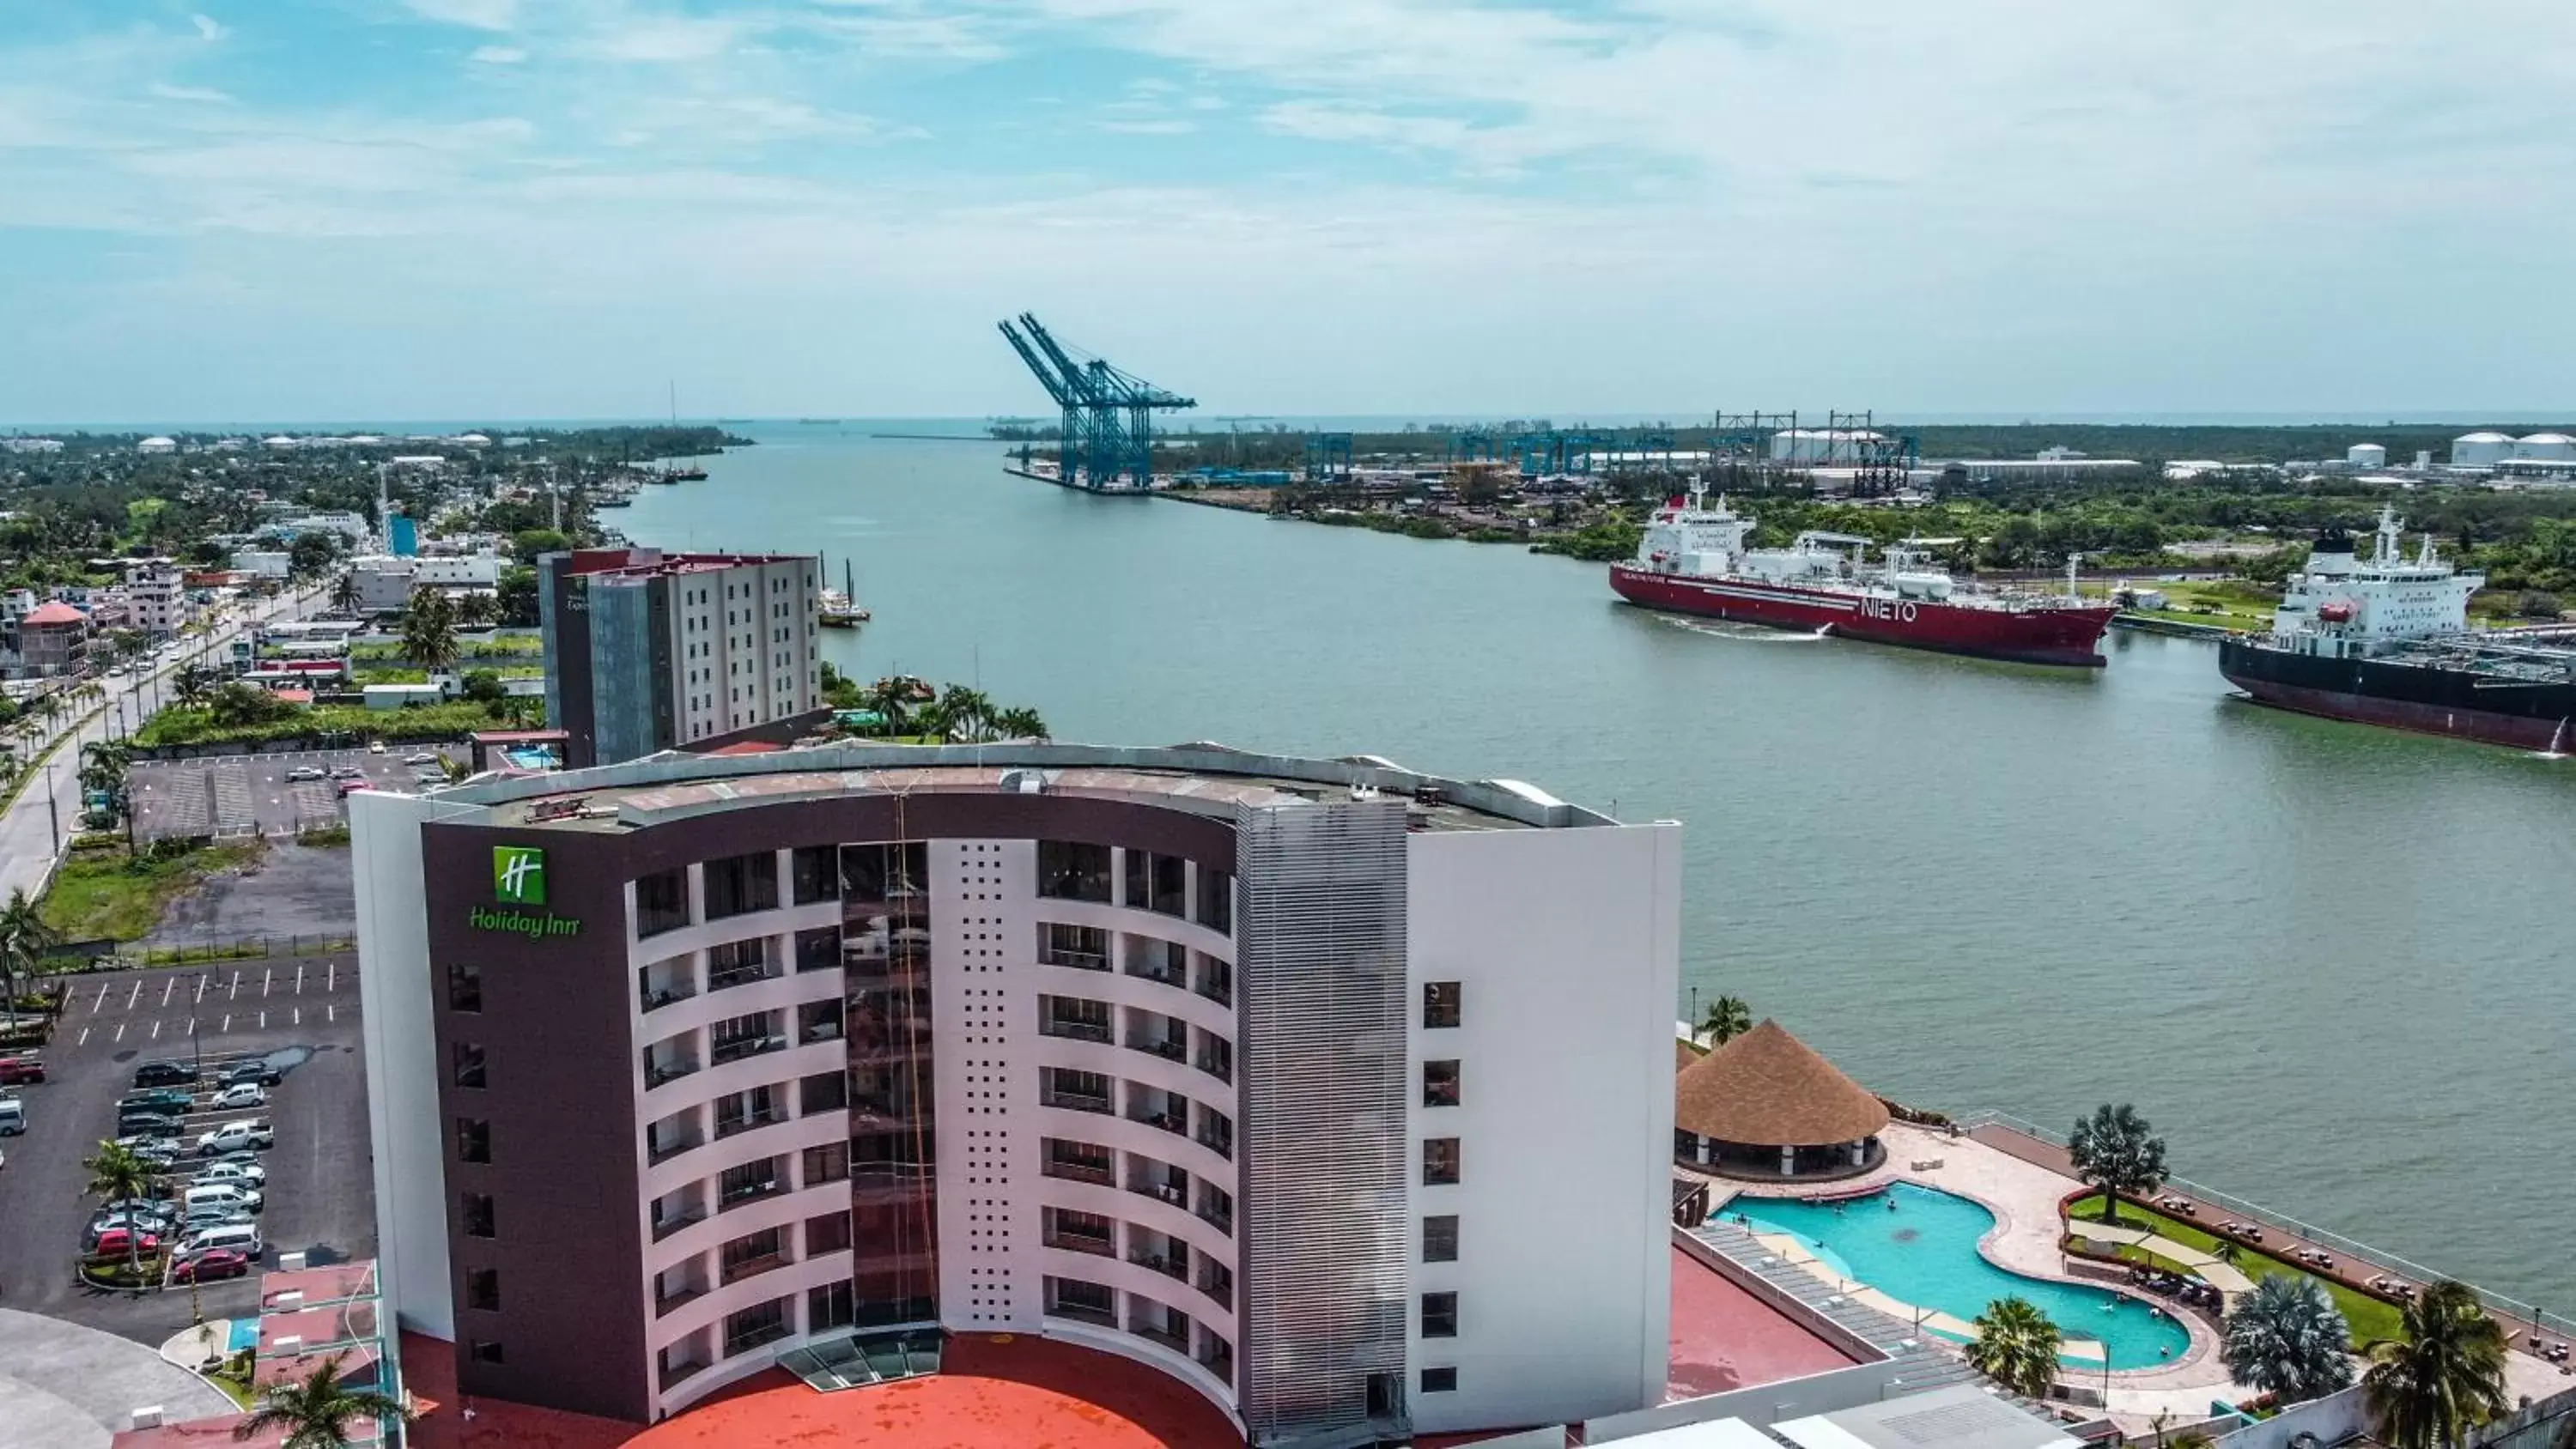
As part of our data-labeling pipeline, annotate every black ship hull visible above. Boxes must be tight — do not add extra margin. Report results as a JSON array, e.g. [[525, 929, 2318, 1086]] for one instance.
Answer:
[[2220, 639, 2576, 751]]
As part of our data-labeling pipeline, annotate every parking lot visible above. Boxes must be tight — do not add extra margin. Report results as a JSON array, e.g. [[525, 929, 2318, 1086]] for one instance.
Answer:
[[128, 745, 465, 842], [0, 957, 374, 1343]]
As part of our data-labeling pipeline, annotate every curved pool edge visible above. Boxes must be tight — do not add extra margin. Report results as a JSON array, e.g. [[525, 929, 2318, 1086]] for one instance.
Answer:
[[1726, 1177, 2216, 1379]]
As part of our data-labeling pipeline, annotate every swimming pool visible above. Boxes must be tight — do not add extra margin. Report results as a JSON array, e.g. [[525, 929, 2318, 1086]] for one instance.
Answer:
[[1726, 1181, 2190, 1369]]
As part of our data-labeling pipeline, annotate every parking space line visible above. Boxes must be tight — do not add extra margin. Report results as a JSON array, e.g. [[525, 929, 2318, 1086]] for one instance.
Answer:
[[294, 963, 305, 995], [262, 967, 273, 997], [229, 969, 241, 998], [293, 1006, 301, 1027], [93, 982, 108, 1011], [258, 1010, 267, 1029], [194, 975, 209, 1003], [125, 981, 142, 1009], [113, 1022, 125, 1041], [222, 1013, 231, 1032], [328, 961, 337, 991], [327, 1003, 335, 1023], [77, 1026, 90, 1046], [150, 1019, 161, 1039], [161, 977, 175, 1006]]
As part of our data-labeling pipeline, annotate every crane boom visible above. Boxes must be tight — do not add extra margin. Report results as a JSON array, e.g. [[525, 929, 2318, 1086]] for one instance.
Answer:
[[994, 312, 1196, 491]]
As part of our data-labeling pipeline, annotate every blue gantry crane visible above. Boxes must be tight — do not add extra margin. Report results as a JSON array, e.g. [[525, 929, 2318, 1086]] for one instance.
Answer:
[[996, 313, 1197, 492]]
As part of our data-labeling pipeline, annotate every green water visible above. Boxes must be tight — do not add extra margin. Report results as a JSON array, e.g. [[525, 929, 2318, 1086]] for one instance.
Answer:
[[622, 426, 2576, 1309]]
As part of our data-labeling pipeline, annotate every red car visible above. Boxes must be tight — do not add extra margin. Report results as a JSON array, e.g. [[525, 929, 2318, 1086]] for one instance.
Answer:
[[171, 1248, 251, 1283], [90, 1227, 161, 1258], [0, 1055, 43, 1085]]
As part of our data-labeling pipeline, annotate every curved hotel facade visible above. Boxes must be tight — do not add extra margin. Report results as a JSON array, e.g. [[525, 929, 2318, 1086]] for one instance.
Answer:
[[354, 743, 1680, 1444]]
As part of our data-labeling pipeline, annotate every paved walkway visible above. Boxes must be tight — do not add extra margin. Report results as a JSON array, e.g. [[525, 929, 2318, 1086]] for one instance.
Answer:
[[0, 1307, 234, 1449]]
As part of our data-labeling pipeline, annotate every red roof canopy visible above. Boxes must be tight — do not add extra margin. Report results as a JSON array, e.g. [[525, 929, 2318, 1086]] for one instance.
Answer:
[[21, 601, 86, 626]]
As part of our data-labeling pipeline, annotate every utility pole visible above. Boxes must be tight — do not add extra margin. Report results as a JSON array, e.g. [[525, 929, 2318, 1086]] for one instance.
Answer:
[[45, 758, 59, 852]]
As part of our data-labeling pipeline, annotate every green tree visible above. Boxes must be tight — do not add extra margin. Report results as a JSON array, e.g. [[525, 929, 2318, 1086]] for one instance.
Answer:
[[510, 528, 570, 564], [287, 531, 341, 581], [1700, 995, 1753, 1046], [2069, 1103, 2166, 1226], [2362, 1281, 2509, 1449], [459, 670, 507, 706], [1965, 1296, 2062, 1398], [208, 682, 295, 730], [400, 589, 459, 674], [233, 1349, 417, 1448], [2222, 1276, 2354, 1404], [860, 678, 916, 736], [992, 706, 1049, 741], [452, 590, 498, 629], [0, 888, 59, 1032], [82, 1138, 159, 1281], [173, 663, 217, 708], [327, 571, 361, 616], [494, 566, 539, 627]]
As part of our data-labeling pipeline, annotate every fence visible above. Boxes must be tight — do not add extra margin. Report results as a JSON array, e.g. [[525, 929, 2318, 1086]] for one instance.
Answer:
[[46, 932, 356, 971], [1957, 1108, 2576, 1343]]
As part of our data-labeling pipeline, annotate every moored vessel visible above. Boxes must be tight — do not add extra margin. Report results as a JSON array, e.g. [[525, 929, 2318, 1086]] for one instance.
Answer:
[[2219, 507, 2576, 750], [1607, 492, 2117, 666]]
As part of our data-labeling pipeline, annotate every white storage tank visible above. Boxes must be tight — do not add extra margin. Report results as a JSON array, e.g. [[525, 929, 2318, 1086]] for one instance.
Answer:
[[2347, 443, 2386, 469], [2514, 432, 2576, 462], [2451, 431, 2516, 467]]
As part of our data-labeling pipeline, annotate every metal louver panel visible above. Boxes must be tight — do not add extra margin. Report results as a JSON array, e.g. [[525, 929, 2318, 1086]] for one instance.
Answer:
[[1235, 797, 1409, 1446]]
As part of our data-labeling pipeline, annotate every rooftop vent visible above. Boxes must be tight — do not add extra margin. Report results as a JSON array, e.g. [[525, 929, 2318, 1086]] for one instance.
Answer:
[[999, 768, 1047, 795]]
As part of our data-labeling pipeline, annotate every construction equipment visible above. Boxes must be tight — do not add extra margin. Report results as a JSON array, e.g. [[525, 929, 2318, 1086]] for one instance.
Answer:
[[996, 313, 1197, 491]]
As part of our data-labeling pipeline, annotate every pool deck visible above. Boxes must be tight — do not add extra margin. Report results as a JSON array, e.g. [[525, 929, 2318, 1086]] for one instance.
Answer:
[[1707, 1122, 2572, 1428]]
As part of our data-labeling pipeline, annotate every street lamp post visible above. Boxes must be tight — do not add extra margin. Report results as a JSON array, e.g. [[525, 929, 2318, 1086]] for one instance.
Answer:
[[45, 758, 59, 852]]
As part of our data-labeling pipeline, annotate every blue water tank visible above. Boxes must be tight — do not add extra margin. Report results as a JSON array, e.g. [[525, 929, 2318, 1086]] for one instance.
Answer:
[[389, 516, 417, 556]]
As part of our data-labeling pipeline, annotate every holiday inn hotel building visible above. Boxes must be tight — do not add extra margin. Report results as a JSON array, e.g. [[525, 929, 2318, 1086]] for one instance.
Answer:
[[353, 742, 1681, 1444]]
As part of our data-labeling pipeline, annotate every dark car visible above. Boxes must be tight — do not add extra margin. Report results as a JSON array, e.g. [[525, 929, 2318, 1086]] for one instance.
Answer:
[[117, 1113, 186, 1139], [132, 1061, 197, 1088], [0, 1054, 43, 1085], [119, 1088, 196, 1113], [219, 1059, 281, 1088]]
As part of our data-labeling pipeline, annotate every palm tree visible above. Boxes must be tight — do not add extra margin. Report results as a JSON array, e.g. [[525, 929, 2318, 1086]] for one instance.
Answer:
[[1700, 994, 1753, 1046], [2069, 1103, 2166, 1226], [173, 664, 215, 708], [859, 679, 914, 737], [452, 591, 496, 629], [399, 589, 459, 674], [82, 1138, 159, 1281], [2362, 1280, 2509, 1449], [1965, 1295, 2062, 1398], [233, 1350, 416, 1448], [991, 706, 1049, 741], [933, 685, 996, 743], [2223, 1275, 2354, 1404], [327, 571, 361, 617], [0, 888, 57, 1034]]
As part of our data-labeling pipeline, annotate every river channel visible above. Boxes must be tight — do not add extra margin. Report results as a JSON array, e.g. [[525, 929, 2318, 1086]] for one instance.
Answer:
[[620, 425, 2576, 1309]]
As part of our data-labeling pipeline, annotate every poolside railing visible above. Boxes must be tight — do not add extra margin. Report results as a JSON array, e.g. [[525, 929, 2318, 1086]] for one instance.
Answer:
[[1955, 1107, 2576, 1343]]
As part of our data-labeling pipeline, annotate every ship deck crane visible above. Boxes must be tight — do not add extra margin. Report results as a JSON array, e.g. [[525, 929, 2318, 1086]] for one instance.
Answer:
[[996, 313, 1197, 491]]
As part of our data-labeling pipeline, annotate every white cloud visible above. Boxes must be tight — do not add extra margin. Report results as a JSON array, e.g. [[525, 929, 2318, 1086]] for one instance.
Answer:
[[191, 14, 228, 42], [149, 83, 234, 104], [405, 0, 520, 32], [471, 45, 528, 64]]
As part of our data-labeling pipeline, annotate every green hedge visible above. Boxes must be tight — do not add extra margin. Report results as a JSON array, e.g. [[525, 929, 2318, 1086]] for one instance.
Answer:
[[136, 700, 507, 749]]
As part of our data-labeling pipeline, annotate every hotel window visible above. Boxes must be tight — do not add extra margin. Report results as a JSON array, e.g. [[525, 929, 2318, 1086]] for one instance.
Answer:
[[802, 1140, 850, 1186], [790, 846, 838, 905], [794, 925, 841, 972], [1422, 1215, 1458, 1263], [809, 1281, 855, 1333], [1423, 1137, 1459, 1185], [1421, 1292, 1458, 1338], [723, 1298, 791, 1357], [447, 961, 482, 1012], [466, 1268, 501, 1312], [1037, 840, 1111, 903], [1424, 981, 1461, 1029], [704, 851, 779, 919], [469, 1340, 505, 1366], [636, 869, 690, 937], [452, 1042, 487, 1090], [462, 1192, 495, 1239], [1195, 868, 1233, 935], [800, 1069, 848, 1114], [1422, 1367, 1457, 1393], [1423, 1059, 1460, 1108], [456, 1117, 491, 1164], [1124, 850, 1188, 917], [806, 1210, 853, 1255]]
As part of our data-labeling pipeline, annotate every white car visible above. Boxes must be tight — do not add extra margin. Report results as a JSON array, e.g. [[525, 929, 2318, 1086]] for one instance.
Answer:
[[194, 1160, 267, 1189], [195, 1120, 274, 1155], [368, 740, 386, 754], [404, 752, 441, 767], [283, 766, 325, 783], [206, 1082, 266, 1111]]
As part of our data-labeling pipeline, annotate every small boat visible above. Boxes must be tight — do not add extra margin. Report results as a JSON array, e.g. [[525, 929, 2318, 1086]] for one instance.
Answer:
[[820, 561, 868, 627], [662, 465, 708, 482]]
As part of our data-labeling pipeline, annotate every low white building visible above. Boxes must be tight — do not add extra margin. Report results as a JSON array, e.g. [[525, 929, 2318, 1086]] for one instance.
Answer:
[[232, 551, 294, 579], [138, 436, 178, 455], [350, 554, 505, 613]]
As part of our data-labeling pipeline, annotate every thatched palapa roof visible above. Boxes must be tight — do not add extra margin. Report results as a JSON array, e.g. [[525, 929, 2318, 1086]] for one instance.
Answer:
[[1674, 1018, 1889, 1148]]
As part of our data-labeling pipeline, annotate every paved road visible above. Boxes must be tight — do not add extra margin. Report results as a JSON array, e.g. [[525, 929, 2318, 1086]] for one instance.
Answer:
[[0, 1307, 233, 1449], [0, 586, 320, 904], [0, 957, 374, 1345]]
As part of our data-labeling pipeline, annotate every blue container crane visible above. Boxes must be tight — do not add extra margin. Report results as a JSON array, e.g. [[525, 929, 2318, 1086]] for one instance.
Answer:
[[996, 313, 1197, 491]]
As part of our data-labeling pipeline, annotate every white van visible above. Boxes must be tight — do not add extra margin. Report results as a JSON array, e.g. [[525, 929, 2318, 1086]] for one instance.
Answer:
[[183, 1182, 263, 1216], [0, 1099, 23, 1137], [177, 1222, 263, 1258]]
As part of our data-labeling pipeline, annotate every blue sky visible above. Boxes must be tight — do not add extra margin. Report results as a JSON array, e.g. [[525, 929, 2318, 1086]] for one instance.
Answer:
[[3, 1, 2573, 423]]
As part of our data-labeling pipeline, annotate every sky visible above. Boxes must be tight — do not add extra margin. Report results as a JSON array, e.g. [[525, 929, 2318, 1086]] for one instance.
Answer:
[[3, 1, 2573, 424]]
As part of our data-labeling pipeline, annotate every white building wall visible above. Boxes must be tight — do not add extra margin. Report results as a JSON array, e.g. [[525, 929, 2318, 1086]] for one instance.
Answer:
[[933, 838, 1043, 1332], [1403, 822, 1682, 1435], [350, 791, 463, 1343]]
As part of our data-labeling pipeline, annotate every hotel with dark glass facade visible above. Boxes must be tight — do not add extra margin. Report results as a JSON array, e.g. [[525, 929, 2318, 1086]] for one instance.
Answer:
[[355, 743, 1680, 1444]]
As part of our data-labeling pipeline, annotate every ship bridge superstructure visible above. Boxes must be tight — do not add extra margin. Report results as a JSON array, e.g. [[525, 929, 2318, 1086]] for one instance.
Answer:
[[2270, 506, 2482, 652]]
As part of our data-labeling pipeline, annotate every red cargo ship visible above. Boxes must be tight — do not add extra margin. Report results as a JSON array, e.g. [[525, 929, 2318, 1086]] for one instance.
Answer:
[[1607, 493, 2119, 667]]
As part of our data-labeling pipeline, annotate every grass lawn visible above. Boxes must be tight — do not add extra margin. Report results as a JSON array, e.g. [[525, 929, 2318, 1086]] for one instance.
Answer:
[[38, 840, 266, 943], [2068, 1195, 2407, 1346], [2136, 579, 2280, 631]]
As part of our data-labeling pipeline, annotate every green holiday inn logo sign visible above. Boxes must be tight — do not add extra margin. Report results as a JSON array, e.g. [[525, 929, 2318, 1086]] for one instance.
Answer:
[[471, 846, 584, 939]]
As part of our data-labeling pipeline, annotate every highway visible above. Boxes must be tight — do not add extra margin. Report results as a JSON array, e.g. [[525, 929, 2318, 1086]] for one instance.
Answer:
[[0, 584, 320, 906]]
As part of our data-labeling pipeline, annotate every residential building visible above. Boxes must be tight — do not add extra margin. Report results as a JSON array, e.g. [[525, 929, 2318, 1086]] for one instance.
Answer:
[[536, 548, 823, 768], [5, 599, 91, 676], [350, 743, 1681, 1442], [124, 560, 188, 639], [350, 555, 504, 614]]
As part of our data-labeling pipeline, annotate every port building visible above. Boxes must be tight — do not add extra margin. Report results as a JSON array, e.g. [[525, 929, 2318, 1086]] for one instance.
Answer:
[[350, 742, 1684, 1444]]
